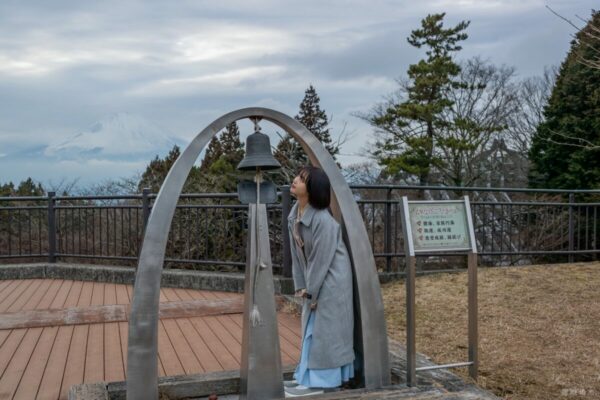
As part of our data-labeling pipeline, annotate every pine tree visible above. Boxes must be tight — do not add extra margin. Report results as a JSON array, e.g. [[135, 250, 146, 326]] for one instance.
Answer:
[[200, 122, 244, 172], [219, 122, 245, 167], [0, 182, 15, 197], [274, 85, 337, 183], [16, 178, 44, 196], [200, 137, 223, 172], [366, 13, 470, 185], [137, 145, 182, 192], [529, 10, 600, 189], [296, 85, 338, 158]]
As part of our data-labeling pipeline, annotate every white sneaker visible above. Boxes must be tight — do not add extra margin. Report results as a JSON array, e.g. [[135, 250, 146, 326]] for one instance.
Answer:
[[284, 385, 324, 397], [283, 379, 299, 388]]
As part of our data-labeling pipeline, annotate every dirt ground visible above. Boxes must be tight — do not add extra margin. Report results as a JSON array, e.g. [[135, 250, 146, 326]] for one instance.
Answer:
[[382, 261, 600, 400]]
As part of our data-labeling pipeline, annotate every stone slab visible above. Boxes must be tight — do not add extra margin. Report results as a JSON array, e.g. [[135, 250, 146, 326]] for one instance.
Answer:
[[0, 263, 295, 294], [68, 340, 498, 400]]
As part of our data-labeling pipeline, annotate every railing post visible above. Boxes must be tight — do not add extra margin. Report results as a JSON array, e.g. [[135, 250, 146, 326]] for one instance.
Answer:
[[142, 188, 151, 233], [281, 186, 292, 278], [568, 193, 575, 263], [384, 188, 392, 272], [47, 192, 56, 263]]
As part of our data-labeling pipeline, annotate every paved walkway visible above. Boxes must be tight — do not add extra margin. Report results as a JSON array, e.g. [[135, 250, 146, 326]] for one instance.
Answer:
[[0, 279, 301, 400]]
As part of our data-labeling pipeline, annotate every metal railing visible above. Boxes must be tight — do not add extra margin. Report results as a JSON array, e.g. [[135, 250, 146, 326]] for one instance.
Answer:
[[1, 185, 599, 276]]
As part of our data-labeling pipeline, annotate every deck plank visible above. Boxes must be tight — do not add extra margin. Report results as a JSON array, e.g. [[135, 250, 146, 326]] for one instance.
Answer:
[[60, 281, 91, 399], [172, 287, 193, 301], [0, 331, 11, 349], [0, 280, 13, 295], [115, 284, 128, 305], [162, 287, 181, 302], [189, 316, 239, 371], [37, 281, 82, 400], [22, 279, 54, 311], [48, 280, 74, 310], [0, 280, 34, 312], [59, 326, 86, 400], [13, 326, 59, 400], [0, 281, 24, 305], [36, 326, 74, 400], [7, 279, 44, 312], [0, 329, 28, 379], [0, 327, 44, 399], [36, 280, 64, 311], [104, 283, 117, 306], [83, 282, 105, 385], [0, 279, 302, 399], [104, 322, 124, 382], [226, 314, 298, 366], [172, 318, 216, 373], [118, 322, 128, 378], [157, 320, 185, 376], [83, 324, 104, 383], [204, 315, 241, 363], [161, 319, 203, 374]]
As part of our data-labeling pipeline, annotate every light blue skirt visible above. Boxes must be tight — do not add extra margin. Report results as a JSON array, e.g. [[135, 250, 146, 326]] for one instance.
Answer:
[[294, 311, 354, 388]]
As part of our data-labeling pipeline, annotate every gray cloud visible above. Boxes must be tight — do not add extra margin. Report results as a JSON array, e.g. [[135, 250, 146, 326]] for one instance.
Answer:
[[0, 0, 596, 186]]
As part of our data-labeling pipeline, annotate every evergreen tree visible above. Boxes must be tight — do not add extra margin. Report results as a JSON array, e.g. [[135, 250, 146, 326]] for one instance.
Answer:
[[0, 182, 15, 197], [16, 178, 44, 196], [296, 85, 338, 158], [365, 13, 470, 185], [200, 137, 223, 172], [274, 85, 337, 183], [529, 10, 600, 189], [219, 122, 245, 168], [200, 122, 244, 172], [0, 178, 44, 197], [137, 145, 182, 192], [197, 122, 245, 192]]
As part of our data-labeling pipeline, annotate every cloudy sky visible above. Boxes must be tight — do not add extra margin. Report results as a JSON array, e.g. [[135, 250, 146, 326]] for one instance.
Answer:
[[0, 0, 596, 188]]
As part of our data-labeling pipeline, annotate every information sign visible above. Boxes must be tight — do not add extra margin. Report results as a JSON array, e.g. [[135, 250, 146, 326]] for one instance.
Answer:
[[400, 196, 478, 387], [408, 201, 471, 252]]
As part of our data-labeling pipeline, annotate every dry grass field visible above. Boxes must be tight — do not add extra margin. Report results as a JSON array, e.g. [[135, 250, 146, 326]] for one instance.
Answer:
[[382, 261, 600, 400]]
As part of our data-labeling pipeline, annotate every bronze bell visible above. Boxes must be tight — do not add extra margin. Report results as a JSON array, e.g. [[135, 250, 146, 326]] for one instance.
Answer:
[[237, 125, 281, 171]]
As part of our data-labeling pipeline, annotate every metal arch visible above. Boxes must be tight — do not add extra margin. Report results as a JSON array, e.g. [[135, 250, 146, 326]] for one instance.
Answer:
[[126, 107, 390, 400]]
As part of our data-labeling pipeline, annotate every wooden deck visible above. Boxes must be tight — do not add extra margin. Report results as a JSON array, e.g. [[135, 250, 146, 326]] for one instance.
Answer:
[[0, 279, 302, 400]]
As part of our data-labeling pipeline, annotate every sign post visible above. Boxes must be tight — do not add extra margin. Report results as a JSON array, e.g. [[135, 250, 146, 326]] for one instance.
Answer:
[[400, 196, 478, 386]]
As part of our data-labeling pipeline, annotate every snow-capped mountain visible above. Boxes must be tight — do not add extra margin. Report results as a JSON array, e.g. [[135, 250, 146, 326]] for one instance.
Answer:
[[44, 113, 181, 160]]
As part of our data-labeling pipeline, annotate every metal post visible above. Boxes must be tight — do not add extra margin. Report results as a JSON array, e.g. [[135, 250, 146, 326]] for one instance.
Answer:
[[406, 255, 416, 386], [568, 193, 575, 263], [47, 192, 56, 263], [142, 188, 151, 233], [240, 204, 284, 399], [384, 189, 392, 272], [281, 185, 292, 277], [400, 197, 417, 386], [464, 196, 479, 381], [467, 252, 478, 381]]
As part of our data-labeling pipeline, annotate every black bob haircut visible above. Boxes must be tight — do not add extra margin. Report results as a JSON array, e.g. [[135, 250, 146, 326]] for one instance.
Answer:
[[298, 166, 331, 210]]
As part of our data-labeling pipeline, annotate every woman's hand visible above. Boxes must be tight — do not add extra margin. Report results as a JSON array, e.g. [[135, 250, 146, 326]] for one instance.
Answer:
[[295, 289, 307, 298]]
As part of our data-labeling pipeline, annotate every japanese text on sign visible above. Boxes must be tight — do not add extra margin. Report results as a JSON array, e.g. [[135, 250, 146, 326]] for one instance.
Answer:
[[407, 202, 471, 252]]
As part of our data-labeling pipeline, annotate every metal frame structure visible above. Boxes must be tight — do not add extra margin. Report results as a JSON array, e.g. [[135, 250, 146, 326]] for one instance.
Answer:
[[400, 196, 478, 387], [125, 108, 390, 400]]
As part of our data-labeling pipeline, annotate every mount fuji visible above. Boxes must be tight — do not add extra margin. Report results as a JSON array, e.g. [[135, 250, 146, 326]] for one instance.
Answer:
[[44, 113, 182, 161]]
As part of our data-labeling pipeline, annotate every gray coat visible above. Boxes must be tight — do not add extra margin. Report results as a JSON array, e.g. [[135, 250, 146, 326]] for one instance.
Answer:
[[288, 202, 355, 369]]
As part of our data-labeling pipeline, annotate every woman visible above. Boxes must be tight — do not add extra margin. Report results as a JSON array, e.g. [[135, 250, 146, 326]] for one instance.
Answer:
[[284, 166, 355, 398]]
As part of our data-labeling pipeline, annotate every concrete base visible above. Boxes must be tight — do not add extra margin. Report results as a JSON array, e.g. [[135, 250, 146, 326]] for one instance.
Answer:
[[0, 262, 295, 294], [69, 366, 297, 400], [69, 340, 498, 400]]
